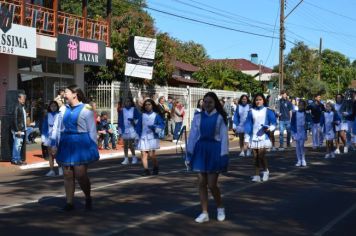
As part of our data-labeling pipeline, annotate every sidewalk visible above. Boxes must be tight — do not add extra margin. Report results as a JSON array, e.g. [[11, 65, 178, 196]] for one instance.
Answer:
[[0, 139, 186, 170]]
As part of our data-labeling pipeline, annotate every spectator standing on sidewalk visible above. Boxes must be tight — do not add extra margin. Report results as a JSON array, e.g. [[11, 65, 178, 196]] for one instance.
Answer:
[[118, 97, 140, 165], [157, 96, 171, 138], [224, 97, 234, 130], [307, 94, 326, 149], [135, 99, 165, 176], [55, 85, 99, 211], [186, 92, 229, 223], [11, 92, 27, 165], [171, 100, 185, 143], [277, 90, 293, 151], [41, 101, 63, 176], [244, 93, 277, 182], [233, 94, 251, 157], [167, 96, 175, 138]]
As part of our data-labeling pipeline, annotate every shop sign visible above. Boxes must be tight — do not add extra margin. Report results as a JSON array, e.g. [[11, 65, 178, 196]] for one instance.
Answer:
[[125, 36, 157, 80], [56, 34, 106, 66], [0, 6, 36, 58]]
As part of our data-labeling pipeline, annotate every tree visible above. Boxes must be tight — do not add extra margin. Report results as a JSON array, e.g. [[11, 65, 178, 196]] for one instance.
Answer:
[[193, 61, 263, 93], [172, 39, 209, 67]]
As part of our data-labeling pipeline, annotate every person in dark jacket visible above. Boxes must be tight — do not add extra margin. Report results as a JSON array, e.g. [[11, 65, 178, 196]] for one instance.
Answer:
[[306, 94, 325, 149], [11, 93, 27, 165]]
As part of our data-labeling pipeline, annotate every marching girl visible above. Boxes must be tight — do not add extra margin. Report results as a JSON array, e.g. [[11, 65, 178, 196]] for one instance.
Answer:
[[334, 94, 349, 154], [320, 102, 341, 159], [118, 97, 141, 165], [135, 99, 165, 176], [42, 101, 62, 176], [291, 100, 311, 167], [186, 92, 229, 223], [244, 93, 276, 182], [55, 85, 99, 211], [233, 94, 251, 157]]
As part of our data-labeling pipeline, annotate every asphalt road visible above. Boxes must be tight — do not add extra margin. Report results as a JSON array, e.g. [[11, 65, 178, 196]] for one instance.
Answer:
[[0, 141, 355, 236]]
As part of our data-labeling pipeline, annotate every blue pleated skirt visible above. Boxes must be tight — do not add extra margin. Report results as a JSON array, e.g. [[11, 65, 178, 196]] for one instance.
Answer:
[[56, 132, 100, 166], [191, 139, 228, 173]]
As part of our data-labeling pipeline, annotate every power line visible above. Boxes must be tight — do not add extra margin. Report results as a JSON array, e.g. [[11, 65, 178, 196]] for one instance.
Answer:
[[144, 6, 284, 41], [304, 0, 356, 23], [169, 0, 276, 33]]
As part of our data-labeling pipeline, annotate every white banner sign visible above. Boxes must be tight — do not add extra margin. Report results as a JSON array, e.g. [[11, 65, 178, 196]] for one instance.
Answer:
[[125, 36, 157, 80], [0, 24, 37, 58]]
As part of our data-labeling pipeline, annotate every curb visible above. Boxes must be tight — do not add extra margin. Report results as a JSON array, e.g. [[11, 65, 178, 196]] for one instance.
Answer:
[[20, 144, 186, 170]]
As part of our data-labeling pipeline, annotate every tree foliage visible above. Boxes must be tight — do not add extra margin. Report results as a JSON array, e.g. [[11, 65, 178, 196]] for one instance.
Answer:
[[193, 62, 263, 94], [283, 42, 355, 98]]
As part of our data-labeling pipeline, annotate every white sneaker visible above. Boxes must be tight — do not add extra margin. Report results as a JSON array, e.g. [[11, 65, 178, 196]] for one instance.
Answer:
[[271, 147, 277, 152], [195, 212, 209, 223], [344, 146, 348, 154], [324, 154, 330, 159], [251, 175, 261, 182], [330, 153, 336, 158], [172, 140, 177, 143], [217, 208, 225, 222], [239, 151, 245, 157], [131, 156, 138, 164], [246, 149, 252, 157], [121, 158, 129, 165], [46, 170, 56, 177], [301, 160, 307, 167], [262, 170, 270, 181], [295, 160, 301, 167], [279, 147, 285, 151], [334, 149, 340, 154], [58, 167, 63, 176]]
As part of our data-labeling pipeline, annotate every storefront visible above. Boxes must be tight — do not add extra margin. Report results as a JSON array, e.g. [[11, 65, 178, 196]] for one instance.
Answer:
[[0, 0, 113, 161]]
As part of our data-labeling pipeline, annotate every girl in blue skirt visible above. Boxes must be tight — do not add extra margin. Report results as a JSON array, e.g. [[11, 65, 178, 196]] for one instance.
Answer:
[[186, 92, 229, 223], [55, 85, 99, 211]]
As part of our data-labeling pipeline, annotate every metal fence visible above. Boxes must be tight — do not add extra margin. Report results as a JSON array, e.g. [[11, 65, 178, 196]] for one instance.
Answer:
[[85, 81, 245, 129]]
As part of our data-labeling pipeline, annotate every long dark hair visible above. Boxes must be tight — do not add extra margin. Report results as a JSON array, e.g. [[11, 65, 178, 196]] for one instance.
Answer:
[[142, 99, 160, 113], [238, 94, 250, 105], [203, 92, 228, 125], [252, 93, 268, 108], [123, 97, 135, 108], [47, 100, 59, 113], [66, 84, 86, 102], [196, 99, 203, 109]]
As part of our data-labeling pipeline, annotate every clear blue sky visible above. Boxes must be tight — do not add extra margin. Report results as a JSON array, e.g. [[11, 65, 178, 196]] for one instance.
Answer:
[[145, 0, 356, 68]]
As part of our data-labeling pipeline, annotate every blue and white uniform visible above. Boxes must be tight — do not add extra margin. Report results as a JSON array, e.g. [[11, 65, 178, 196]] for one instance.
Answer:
[[135, 111, 165, 151], [233, 104, 250, 133], [244, 106, 277, 149], [56, 103, 99, 166], [41, 111, 59, 147], [291, 110, 311, 164], [320, 111, 341, 141], [334, 103, 349, 131], [118, 107, 140, 140], [187, 110, 229, 173]]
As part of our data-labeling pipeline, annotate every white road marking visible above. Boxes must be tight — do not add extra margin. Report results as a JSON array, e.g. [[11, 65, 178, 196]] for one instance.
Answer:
[[314, 202, 356, 236], [101, 169, 299, 236]]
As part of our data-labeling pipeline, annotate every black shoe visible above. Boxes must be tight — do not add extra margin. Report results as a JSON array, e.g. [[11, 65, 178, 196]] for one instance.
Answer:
[[104, 147, 111, 150], [142, 169, 151, 176], [85, 197, 92, 210], [11, 161, 20, 165], [58, 203, 75, 212], [19, 161, 27, 166], [152, 166, 159, 175]]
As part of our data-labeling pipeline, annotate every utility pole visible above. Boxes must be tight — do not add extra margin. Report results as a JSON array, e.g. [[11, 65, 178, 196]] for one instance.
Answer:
[[318, 37, 322, 81], [279, 0, 285, 92]]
